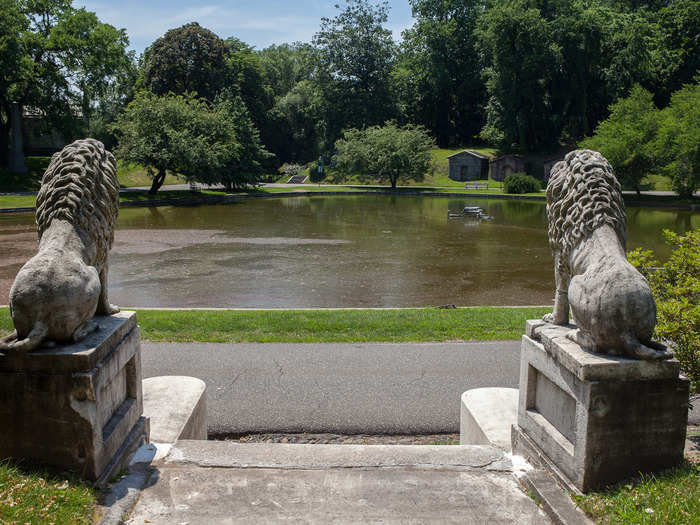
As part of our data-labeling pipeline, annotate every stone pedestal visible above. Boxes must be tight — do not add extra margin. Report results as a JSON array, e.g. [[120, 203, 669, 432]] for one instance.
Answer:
[[0, 311, 149, 482], [512, 320, 689, 493]]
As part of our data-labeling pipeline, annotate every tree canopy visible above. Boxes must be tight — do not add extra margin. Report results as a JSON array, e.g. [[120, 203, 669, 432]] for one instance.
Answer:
[[335, 123, 435, 188], [140, 22, 227, 101], [580, 85, 661, 194], [113, 92, 239, 193], [0, 0, 130, 170], [313, 0, 397, 148]]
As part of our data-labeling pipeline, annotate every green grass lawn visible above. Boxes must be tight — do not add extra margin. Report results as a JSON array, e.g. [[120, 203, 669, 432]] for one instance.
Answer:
[[0, 194, 36, 208], [575, 461, 700, 524], [0, 461, 97, 525], [0, 306, 551, 343], [0, 156, 50, 192], [116, 162, 181, 188]]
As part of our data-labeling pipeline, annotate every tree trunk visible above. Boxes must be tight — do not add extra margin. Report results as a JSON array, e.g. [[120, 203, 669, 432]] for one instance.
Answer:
[[391, 173, 397, 189], [0, 118, 9, 168], [635, 185, 641, 196], [149, 168, 166, 194], [8, 103, 26, 173]]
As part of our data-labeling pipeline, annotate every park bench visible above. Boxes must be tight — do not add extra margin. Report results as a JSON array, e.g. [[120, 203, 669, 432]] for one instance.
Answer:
[[464, 181, 489, 191]]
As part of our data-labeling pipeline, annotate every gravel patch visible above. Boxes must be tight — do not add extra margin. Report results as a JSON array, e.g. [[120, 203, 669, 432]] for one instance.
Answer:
[[212, 433, 461, 445]]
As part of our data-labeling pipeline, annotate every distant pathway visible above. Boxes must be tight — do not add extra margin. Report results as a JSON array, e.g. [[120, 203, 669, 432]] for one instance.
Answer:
[[140, 340, 521, 436]]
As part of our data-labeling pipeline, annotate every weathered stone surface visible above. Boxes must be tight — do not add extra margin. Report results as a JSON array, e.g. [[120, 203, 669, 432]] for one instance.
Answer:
[[527, 320, 680, 382], [514, 326, 689, 492], [0, 311, 147, 480], [143, 376, 207, 443], [0, 139, 120, 354], [460, 387, 518, 451], [129, 441, 547, 524], [0, 311, 136, 373], [543, 149, 670, 361], [165, 440, 512, 471]]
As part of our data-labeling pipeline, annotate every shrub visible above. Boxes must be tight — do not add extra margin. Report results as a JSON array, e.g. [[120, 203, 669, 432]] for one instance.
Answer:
[[503, 173, 541, 194], [279, 163, 303, 177], [628, 229, 700, 393]]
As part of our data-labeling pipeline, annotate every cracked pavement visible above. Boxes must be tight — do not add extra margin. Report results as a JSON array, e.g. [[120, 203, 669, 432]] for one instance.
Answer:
[[141, 340, 521, 435]]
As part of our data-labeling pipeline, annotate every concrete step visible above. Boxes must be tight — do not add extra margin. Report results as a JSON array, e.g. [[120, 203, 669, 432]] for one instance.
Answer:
[[126, 441, 548, 524], [460, 387, 519, 451]]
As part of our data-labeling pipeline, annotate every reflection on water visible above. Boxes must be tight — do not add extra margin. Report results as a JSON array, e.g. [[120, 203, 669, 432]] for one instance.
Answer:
[[1, 195, 697, 307]]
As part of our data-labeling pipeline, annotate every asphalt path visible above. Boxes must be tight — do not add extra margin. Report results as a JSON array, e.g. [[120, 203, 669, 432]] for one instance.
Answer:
[[141, 340, 521, 436]]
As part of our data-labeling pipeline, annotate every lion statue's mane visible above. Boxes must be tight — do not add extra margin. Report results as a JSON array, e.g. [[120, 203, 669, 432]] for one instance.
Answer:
[[546, 150, 626, 277], [36, 138, 119, 263], [0, 139, 120, 354]]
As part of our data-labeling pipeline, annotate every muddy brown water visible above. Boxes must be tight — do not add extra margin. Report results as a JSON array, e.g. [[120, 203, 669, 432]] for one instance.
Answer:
[[1, 195, 697, 307]]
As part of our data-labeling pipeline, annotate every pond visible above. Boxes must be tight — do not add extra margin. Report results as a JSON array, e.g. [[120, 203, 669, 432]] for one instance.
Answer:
[[0, 195, 697, 308]]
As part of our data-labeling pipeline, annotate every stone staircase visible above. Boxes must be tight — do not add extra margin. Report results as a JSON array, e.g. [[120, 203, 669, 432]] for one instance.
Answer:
[[125, 440, 548, 524]]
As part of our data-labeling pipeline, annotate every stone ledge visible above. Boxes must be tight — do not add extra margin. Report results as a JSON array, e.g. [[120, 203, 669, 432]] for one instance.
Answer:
[[525, 320, 680, 382], [0, 311, 138, 373], [519, 469, 593, 525], [165, 440, 513, 471]]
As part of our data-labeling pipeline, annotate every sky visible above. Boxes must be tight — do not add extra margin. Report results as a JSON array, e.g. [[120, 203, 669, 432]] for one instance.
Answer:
[[77, 0, 416, 54]]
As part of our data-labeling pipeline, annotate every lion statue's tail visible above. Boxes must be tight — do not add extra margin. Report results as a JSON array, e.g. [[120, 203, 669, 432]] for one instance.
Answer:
[[0, 322, 48, 355]]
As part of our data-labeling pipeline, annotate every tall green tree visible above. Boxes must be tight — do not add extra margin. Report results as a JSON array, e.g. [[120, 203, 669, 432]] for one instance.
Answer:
[[0, 0, 130, 171], [224, 37, 272, 131], [258, 42, 315, 100], [267, 80, 323, 163], [396, 0, 485, 146], [313, 0, 397, 148], [258, 43, 321, 163], [213, 90, 273, 190], [580, 85, 660, 194], [141, 22, 227, 101], [335, 122, 435, 188], [653, 81, 700, 198], [655, 0, 700, 104], [0, 0, 27, 168], [478, 1, 555, 151]]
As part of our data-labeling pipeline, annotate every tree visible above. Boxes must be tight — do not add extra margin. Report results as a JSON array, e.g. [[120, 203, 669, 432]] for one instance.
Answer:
[[313, 0, 397, 148], [395, 0, 485, 146], [258, 42, 315, 100], [113, 92, 240, 194], [477, 1, 556, 151], [653, 80, 700, 198], [0, 0, 27, 168], [580, 85, 660, 194], [141, 22, 227, 102], [0, 0, 130, 171], [334, 123, 435, 188], [212, 91, 273, 190], [267, 80, 323, 163]]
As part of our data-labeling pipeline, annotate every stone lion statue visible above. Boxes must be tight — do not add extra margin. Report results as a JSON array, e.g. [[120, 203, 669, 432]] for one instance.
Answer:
[[0, 139, 120, 354], [544, 149, 671, 361]]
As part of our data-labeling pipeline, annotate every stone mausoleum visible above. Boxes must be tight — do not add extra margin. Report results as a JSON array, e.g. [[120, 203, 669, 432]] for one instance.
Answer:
[[490, 154, 526, 182], [447, 150, 489, 182]]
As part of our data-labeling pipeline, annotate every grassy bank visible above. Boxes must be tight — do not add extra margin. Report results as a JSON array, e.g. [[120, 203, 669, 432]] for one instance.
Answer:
[[575, 461, 700, 524], [0, 306, 551, 342], [0, 461, 97, 524]]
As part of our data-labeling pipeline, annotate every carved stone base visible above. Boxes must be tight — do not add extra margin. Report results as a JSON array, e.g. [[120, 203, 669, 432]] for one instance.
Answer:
[[0, 311, 149, 481], [512, 320, 689, 493]]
